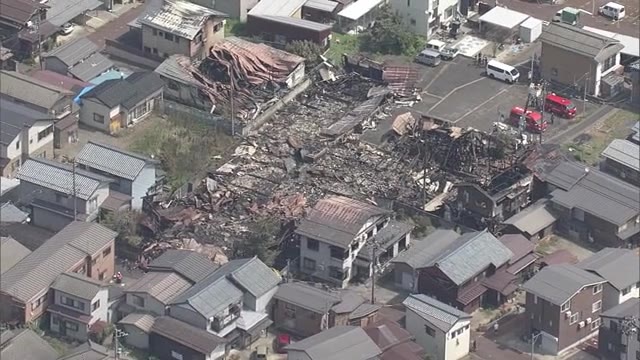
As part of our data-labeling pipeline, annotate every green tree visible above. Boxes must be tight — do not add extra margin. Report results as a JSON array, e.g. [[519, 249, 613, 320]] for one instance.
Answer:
[[360, 5, 424, 56], [233, 218, 280, 266], [285, 40, 324, 65], [101, 210, 143, 248]]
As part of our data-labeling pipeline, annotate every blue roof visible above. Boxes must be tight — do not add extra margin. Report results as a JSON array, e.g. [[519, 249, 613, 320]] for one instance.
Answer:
[[90, 69, 130, 85]]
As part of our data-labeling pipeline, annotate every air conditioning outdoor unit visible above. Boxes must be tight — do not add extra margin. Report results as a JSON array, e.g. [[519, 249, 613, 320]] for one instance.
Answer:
[[565, 311, 572, 318], [578, 321, 585, 328], [586, 318, 592, 324]]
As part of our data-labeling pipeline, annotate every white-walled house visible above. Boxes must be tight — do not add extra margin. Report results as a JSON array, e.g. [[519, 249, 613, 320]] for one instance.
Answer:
[[48, 273, 109, 341], [578, 248, 640, 311], [389, 0, 460, 38], [404, 294, 472, 360], [296, 196, 413, 288]]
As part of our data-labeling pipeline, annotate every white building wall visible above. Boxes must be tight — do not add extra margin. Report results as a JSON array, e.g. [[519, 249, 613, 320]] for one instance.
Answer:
[[207, 344, 226, 360], [125, 293, 165, 316], [444, 319, 470, 360], [26, 121, 54, 155], [390, 0, 459, 38], [253, 286, 278, 313], [130, 164, 156, 210], [90, 288, 109, 323], [405, 308, 446, 360], [2, 135, 22, 159], [617, 283, 640, 307]]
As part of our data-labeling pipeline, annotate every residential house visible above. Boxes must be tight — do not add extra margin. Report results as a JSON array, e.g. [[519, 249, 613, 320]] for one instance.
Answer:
[[302, 0, 342, 23], [600, 139, 640, 187], [140, 0, 227, 60], [118, 313, 156, 349], [0, 221, 116, 324], [522, 264, 607, 355], [79, 72, 164, 134], [122, 271, 192, 316], [0, 70, 78, 149], [58, 341, 110, 360], [0, 328, 59, 360], [168, 257, 281, 349], [501, 199, 558, 242], [598, 298, 640, 360], [577, 248, 640, 311], [17, 158, 130, 231], [0, 236, 31, 274], [297, 196, 413, 288], [48, 273, 109, 341], [31, 70, 91, 94], [42, 38, 115, 82], [415, 230, 514, 312], [540, 23, 624, 98], [392, 229, 460, 292], [0, 98, 55, 178], [364, 318, 426, 360], [150, 316, 226, 360], [0, 0, 51, 57], [537, 161, 640, 247], [284, 325, 382, 360], [336, 0, 386, 34], [403, 294, 472, 360], [247, 0, 333, 47], [76, 142, 161, 210], [190, 0, 259, 22], [390, 0, 460, 38], [272, 281, 380, 337], [146, 249, 219, 283], [497, 234, 539, 281]]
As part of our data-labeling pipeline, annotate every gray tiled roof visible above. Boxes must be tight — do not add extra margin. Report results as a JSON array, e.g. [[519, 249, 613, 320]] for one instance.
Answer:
[[0, 98, 47, 146], [403, 294, 471, 332], [602, 139, 639, 172], [45, 38, 99, 67], [0, 202, 29, 223], [67, 52, 113, 82], [228, 256, 282, 297], [274, 282, 341, 313], [1, 329, 60, 360], [58, 341, 110, 360], [52, 272, 103, 300], [1, 222, 116, 302], [76, 141, 159, 181], [391, 229, 460, 269], [80, 72, 163, 110], [147, 249, 218, 283], [0, 70, 73, 110], [522, 264, 606, 305], [154, 55, 199, 85], [577, 248, 640, 291], [170, 275, 243, 318], [125, 271, 192, 304], [151, 316, 225, 354], [17, 158, 112, 200], [285, 326, 382, 360], [119, 313, 156, 332], [0, 236, 31, 274], [541, 23, 624, 62], [502, 199, 558, 236], [601, 298, 639, 319]]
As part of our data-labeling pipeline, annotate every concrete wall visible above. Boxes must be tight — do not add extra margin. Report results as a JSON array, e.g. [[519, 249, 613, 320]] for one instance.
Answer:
[[445, 320, 471, 360], [246, 286, 278, 313], [79, 98, 114, 133], [125, 292, 166, 316], [31, 205, 73, 231], [141, 25, 191, 58], [286, 350, 312, 360], [540, 43, 598, 96], [25, 121, 54, 158], [131, 164, 156, 210], [406, 307, 447, 360]]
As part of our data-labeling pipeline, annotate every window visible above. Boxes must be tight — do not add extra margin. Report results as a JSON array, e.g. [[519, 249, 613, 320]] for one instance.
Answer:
[[425, 325, 435, 336], [407, 0, 410, 5], [593, 284, 603, 294], [66, 322, 79, 332], [52, 316, 59, 325], [152, 28, 157, 36], [38, 125, 53, 141], [303, 257, 316, 271], [167, 80, 179, 91], [622, 285, 631, 295], [144, 46, 151, 53], [62, 296, 74, 307], [367, 230, 374, 239], [15, 140, 19, 149], [591, 318, 601, 330], [561, 301, 570, 312], [451, 330, 457, 339], [307, 239, 319, 251], [164, 32, 174, 41], [171, 350, 183, 360], [32, 294, 47, 310], [92, 300, 100, 312], [152, 48, 158, 54], [93, 113, 105, 124], [214, 23, 222, 32], [132, 295, 145, 307], [158, 31, 163, 36], [91, 257, 97, 266], [103, 246, 112, 257], [329, 266, 345, 280], [88, 197, 98, 213], [410, 18, 416, 25], [99, 271, 106, 281], [195, 32, 203, 43], [570, 313, 579, 325], [592, 300, 602, 313], [602, 54, 616, 72], [174, 36, 179, 43], [330, 246, 347, 260]]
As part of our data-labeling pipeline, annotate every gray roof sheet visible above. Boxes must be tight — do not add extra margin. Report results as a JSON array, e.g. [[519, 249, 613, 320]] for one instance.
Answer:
[[147, 249, 218, 283], [125, 271, 192, 304], [81, 71, 164, 110], [1, 329, 60, 360], [17, 158, 112, 200], [577, 248, 640, 290], [0, 70, 73, 110], [0, 221, 116, 302], [171, 275, 243, 318], [359, 220, 414, 261], [229, 257, 282, 297], [249, 0, 307, 16], [0, 236, 30, 274], [497, 234, 535, 264], [68, 52, 114, 82], [295, 196, 391, 247], [0, 202, 29, 223], [154, 55, 200, 85], [58, 341, 109, 360], [285, 326, 382, 360], [391, 229, 459, 269], [274, 282, 341, 313], [0, 97, 48, 145], [601, 298, 640, 319], [119, 313, 156, 332], [51, 272, 103, 300], [151, 316, 225, 354], [253, 15, 333, 31], [332, 291, 366, 314], [602, 139, 640, 172], [502, 199, 558, 236], [45, 38, 99, 67], [46, 0, 102, 27], [522, 264, 606, 305], [541, 22, 624, 62], [304, 0, 339, 12], [76, 141, 159, 181], [403, 294, 471, 332], [140, 0, 227, 40]]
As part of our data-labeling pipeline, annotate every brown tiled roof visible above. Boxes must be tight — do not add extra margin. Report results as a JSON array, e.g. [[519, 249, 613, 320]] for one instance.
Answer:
[[456, 282, 487, 305], [0, 0, 39, 27], [498, 234, 535, 263]]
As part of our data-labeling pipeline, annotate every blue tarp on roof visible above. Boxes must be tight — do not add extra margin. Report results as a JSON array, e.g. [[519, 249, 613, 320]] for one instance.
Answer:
[[75, 70, 130, 104]]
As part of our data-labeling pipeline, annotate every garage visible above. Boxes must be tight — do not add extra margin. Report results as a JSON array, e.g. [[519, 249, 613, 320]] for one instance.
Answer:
[[478, 7, 530, 43]]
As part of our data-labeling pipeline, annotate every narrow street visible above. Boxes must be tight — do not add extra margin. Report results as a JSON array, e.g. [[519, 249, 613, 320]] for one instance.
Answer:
[[87, 4, 145, 48]]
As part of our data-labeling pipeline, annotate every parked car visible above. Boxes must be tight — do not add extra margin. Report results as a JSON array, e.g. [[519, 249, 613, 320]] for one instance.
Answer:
[[425, 39, 446, 54], [509, 106, 548, 133], [60, 22, 75, 35], [545, 93, 577, 118], [415, 49, 441, 67], [440, 45, 460, 60], [486, 60, 519, 83], [599, 2, 625, 20], [274, 333, 291, 353], [253, 345, 268, 360]]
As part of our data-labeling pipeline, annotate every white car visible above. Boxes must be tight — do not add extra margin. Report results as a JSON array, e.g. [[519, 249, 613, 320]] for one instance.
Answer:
[[599, 2, 625, 20], [60, 22, 75, 35], [440, 46, 460, 60]]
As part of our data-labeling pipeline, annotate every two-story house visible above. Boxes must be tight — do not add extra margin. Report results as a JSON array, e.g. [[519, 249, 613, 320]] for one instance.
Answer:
[[76, 142, 161, 210], [78, 72, 165, 135], [1, 328, 59, 360], [403, 294, 472, 360], [537, 161, 640, 247], [139, 0, 227, 60], [122, 271, 192, 316], [42, 38, 115, 82], [146, 249, 220, 283], [577, 248, 640, 311], [0, 98, 55, 178], [150, 316, 226, 360], [390, 0, 460, 38], [414, 230, 514, 312], [601, 139, 640, 187], [0, 221, 116, 324], [0, 70, 78, 149], [598, 298, 640, 360], [296, 196, 413, 288], [48, 272, 109, 341], [272, 282, 380, 338], [17, 158, 131, 231], [522, 264, 607, 356], [540, 23, 624, 98], [168, 257, 281, 349]]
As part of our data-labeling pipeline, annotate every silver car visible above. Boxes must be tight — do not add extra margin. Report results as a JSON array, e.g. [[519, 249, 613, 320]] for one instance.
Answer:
[[415, 49, 441, 67], [440, 46, 460, 60]]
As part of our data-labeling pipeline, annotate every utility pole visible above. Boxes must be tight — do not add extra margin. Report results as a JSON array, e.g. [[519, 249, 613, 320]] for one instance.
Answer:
[[114, 328, 128, 360], [583, 76, 588, 114], [72, 159, 77, 221], [370, 244, 376, 305]]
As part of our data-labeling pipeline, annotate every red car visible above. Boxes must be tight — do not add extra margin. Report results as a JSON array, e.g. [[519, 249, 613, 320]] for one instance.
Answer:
[[274, 333, 291, 353], [509, 106, 548, 133], [545, 93, 577, 118]]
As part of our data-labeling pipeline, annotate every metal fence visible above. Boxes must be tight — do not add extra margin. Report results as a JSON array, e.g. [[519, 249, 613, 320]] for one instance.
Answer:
[[163, 100, 236, 135]]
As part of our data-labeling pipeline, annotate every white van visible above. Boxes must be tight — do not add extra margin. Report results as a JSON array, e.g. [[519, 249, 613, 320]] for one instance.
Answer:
[[425, 40, 446, 54], [486, 60, 520, 83], [599, 2, 625, 20]]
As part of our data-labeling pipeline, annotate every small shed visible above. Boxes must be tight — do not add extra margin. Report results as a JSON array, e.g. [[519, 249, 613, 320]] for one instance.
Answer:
[[119, 313, 156, 349], [519, 17, 542, 43], [478, 7, 529, 38], [337, 0, 385, 33]]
